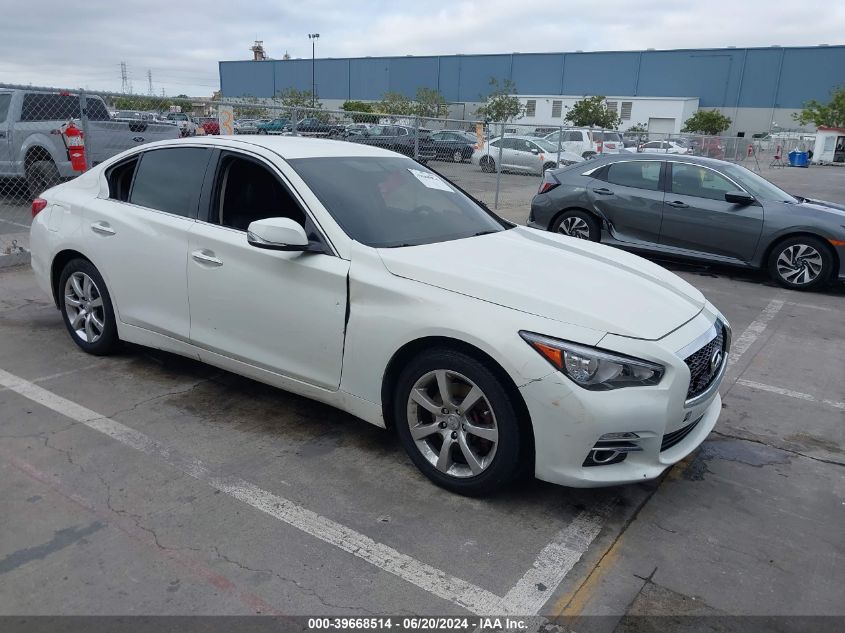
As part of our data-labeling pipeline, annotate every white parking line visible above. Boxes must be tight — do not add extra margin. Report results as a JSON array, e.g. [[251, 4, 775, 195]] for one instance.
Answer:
[[502, 500, 612, 614], [727, 298, 785, 369], [736, 378, 845, 411], [0, 366, 607, 615]]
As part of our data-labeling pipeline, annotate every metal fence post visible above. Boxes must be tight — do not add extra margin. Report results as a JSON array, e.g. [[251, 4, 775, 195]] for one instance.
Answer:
[[78, 91, 92, 170], [291, 108, 298, 135], [493, 121, 504, 210], [556, 124, 563, 165], [414, 115, 420, 161]]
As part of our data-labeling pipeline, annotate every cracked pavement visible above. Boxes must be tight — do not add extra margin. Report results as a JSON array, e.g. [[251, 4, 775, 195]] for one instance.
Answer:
[[1, 245, 843, 619]]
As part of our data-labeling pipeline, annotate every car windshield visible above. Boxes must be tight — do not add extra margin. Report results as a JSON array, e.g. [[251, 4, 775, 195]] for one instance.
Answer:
[[288, 156, 507, 248], [721, 163, 798, 203]]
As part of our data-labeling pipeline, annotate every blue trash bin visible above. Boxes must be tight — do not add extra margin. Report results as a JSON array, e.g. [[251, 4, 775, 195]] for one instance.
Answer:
[[788, 150, 809, 167], [787, 150, 798, 166]]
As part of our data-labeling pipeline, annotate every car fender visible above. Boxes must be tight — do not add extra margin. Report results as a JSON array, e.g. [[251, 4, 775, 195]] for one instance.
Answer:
[[19, 133, 68, 173], [754, 223, 843, 268]]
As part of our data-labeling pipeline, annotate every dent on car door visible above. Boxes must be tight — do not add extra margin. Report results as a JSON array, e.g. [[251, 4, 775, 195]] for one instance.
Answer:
[[588, 160, 665, 244], [86, 146, 211, 339], [187, 151, 349, 390], [659, 162, 764, 262]]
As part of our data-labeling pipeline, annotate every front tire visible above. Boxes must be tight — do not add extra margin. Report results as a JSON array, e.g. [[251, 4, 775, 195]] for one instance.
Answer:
[[58, 259, 119, 355], [552, 210, 601, 241], [394, 348, 523, 496], [452, 150, 464, 163], [480, 156, 496, 173], [767, 236, 832, 291]]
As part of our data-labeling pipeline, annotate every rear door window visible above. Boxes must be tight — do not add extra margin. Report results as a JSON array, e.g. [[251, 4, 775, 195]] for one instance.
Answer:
[[605, 161, 662, 191], [0, 93, 11, 122], [129, 147, 212, 217]]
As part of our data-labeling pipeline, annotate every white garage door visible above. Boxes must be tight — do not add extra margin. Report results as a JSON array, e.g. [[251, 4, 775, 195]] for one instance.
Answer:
[[648, 117, 675, 135]]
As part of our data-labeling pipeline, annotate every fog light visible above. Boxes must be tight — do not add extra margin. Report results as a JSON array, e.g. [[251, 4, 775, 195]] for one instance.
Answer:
[[599, 432, 640, 440]]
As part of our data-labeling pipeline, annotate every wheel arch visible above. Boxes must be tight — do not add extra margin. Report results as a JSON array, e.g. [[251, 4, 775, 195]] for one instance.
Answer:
[[50, 249, 92, 308], [380, 336, 535, 465], [761, 231, 839, 279], [548, 206, 605, 232]]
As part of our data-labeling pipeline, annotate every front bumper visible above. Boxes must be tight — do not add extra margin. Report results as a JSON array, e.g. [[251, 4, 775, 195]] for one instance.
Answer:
[[519, 305, 727, 487]]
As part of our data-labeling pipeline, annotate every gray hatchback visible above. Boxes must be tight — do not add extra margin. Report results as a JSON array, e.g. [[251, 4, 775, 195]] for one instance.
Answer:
[[529, 154, 845, 290]]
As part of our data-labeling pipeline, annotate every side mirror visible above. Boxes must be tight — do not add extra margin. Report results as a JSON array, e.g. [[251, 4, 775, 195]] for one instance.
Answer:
[[247, 217, 310, 251], [725, 191, 755, 205], [530, 148, 539, 154]]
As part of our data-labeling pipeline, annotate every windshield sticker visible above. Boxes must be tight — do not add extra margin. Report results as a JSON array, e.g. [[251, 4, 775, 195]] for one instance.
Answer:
[[408, 168, 453, 192]]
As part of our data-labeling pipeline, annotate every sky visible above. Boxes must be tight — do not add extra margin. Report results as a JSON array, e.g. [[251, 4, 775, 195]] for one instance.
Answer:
[[1, 0, 841, 97]]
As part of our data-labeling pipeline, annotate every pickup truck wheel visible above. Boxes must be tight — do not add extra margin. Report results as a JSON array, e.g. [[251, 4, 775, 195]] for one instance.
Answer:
[[480, 156, 496, 173], [26, 160, 61, 197]]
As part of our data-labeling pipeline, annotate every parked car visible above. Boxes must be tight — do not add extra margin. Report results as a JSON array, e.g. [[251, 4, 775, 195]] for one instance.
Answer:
[[592, 130, 625, 154], [198, 117, 220, 135], [234, 119, 260, 134], [637, 140, 691, 154], [347, 124, 436, 162], [543, 129, 600, 159], [0, 89, 179, 195], [472, 136, 583, 175], [163, 112, 198, 137], [529, 154, 845, 290], [113, 110, 156, 122], [293, 117, 345, 137], [342, 123, 375, 137], [29, 135, 729, 495], [430, 130, 476, 162], [256, 118, 291, 134]]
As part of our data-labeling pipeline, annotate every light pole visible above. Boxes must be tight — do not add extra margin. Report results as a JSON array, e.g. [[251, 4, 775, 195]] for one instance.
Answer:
[[308, 33, 319, 108]]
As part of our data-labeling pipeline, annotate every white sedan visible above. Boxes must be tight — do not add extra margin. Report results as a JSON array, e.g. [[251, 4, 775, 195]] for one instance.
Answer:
[[29, 136, 729, 495], [638, 140, 692, 154]]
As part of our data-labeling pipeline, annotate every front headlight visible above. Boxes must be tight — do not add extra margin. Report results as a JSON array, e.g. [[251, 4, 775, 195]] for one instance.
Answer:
[[519, 331, 664, 390]]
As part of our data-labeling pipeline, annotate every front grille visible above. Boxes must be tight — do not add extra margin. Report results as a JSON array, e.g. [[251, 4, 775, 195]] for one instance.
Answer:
[[684, 326, 726, 399], [661, 417, 701, 451]]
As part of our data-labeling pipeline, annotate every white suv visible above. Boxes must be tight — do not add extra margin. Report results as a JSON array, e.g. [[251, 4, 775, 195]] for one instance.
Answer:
[[543, 128, 625, 158]]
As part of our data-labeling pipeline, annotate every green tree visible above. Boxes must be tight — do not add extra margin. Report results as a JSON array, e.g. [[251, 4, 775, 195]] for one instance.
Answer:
[[475, 78, 523, 123], [793, 87, 845, 128], [682, 110, 732, 135], [341, 100, 379, 123], [565, 96, 621, 129], [413, 87, 448, 118], [376, 92, 415, 116], [276, 88, 321, 110]]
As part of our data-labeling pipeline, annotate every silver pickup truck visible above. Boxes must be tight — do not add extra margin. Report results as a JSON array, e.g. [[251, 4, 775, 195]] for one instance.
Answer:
[[0, 89, 180, 195]]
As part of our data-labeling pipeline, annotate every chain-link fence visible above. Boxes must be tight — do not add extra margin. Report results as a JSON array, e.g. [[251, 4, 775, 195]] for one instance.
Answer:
[[0, 81, 824, 260]]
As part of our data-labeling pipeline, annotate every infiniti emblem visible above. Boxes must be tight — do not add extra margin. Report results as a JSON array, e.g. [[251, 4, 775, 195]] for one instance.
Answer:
[[709, 348, 723, 375]]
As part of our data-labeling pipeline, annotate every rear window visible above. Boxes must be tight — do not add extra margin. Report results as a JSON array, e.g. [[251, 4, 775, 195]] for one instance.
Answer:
[[20, 93, 110, 121], [0, 93, 10, 123], [129, 148, 211, 217]]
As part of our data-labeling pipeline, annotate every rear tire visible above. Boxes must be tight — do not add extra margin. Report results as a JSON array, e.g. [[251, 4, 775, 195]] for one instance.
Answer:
[[25, 159, 61, 197], [394, 348, 523, 496], [542, 161, 556, 173], [58, 259, 120, 355], [767, 236, 832, 291], [480, 156, 496, 173], [552, 210, 601, 241], [582, 151, 597, 160], [452, 150, 464, 163]]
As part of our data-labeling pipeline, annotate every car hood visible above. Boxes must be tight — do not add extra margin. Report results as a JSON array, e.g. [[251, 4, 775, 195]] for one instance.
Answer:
[[795, 197, 845, 216], [378, 227, 706, 340]]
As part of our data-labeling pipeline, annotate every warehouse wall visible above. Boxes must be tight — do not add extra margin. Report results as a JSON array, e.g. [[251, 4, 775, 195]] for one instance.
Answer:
[[220, 46, 844, 111]]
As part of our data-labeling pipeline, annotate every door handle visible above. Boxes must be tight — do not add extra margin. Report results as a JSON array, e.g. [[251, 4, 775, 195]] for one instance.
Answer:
[[191, 249, 223, 266], [90, 221, 116, 236], [666, 200, 690, 208], [592, 188, 614, 195]]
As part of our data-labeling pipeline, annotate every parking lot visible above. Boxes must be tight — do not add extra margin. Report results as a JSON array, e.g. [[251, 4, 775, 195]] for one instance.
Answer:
[[0, 162, 843, 626]]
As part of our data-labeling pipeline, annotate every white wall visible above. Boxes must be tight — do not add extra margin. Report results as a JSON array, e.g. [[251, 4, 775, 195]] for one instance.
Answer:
[[516, 95, 700, 133]]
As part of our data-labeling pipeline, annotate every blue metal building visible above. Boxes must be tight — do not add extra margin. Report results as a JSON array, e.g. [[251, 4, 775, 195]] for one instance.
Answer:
[[219, 45, 844, 132]]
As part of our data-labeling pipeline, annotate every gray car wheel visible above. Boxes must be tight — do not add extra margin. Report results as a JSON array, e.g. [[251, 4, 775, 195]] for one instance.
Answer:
[[58, 259, 120, 355], [553, 210, 601, 241], [452, 150, 464, 163], [768, 236, 832, 290], [480, 156, 496, 173]]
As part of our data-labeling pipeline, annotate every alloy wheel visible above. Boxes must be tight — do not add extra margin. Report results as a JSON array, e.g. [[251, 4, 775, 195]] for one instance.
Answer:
[[64, 272, 106, 343], [558, 216, 591, 239], [405, 369, 499, 478], [776, 244, 823, 285], [453, 150, 463, 162]]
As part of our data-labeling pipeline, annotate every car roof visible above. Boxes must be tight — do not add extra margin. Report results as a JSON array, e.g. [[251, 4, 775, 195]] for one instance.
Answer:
[[588, 153, 732, 167], [127, 135, 403, 159]]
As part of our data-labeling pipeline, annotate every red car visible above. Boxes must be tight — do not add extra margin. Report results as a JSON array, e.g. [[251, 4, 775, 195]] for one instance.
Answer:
[[199, 117, 220, 135]]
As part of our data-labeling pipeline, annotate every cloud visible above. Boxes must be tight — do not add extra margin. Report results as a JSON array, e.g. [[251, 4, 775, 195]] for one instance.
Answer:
[[0, 0, 840, 96]]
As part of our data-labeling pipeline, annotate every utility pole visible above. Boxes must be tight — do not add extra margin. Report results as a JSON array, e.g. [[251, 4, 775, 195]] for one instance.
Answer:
[[308, 33, 319, 107], [147, 69, 153, 96], [120, 62, 128, 94]]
